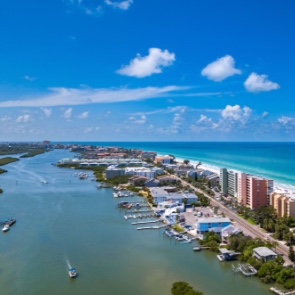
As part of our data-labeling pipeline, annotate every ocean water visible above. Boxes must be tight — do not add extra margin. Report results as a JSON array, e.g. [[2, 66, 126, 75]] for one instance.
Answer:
[[62, 142, 295, 190]]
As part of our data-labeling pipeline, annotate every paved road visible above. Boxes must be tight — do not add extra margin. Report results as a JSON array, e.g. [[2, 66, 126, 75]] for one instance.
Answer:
[[175, 176, 290, 259]]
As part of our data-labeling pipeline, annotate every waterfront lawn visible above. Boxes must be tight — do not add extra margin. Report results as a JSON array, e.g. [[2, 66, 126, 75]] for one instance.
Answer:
[[0, 157, 19, 166]]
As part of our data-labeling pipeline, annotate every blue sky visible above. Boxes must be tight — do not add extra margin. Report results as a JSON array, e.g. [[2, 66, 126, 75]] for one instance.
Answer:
[[0, 0, 294, 141]]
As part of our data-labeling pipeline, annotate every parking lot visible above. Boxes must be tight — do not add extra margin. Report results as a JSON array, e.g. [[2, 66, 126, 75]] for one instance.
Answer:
[[182, 206, 214, 227]]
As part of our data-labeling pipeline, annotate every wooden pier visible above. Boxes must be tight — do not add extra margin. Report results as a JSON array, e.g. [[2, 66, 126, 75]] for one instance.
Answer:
[[132, 220, 161, 225], [137, 225, 167, 230]]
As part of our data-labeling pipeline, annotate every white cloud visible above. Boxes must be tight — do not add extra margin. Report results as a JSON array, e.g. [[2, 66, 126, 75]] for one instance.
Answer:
[[63, 108, 72, 119], [84, 126, 100, 133], [0, 85, 186, 108], [15, 114, 32, 123], [105, 0, 133, 10], [0, 115, 11, 122], [222, 105, 252, 121], [262, 111, 269, 118], [77, 111, 89, 119], [201, 55, 241, 82], [117, 48, 175, 78], [244, 72, 280, 93], [129, 115, 147, 124], [66, 0, 102, 16], [40, 107, 52, 118], [278, 116, 295, 126], [23, 75, 36, 81], [197, 114, 212, 124]]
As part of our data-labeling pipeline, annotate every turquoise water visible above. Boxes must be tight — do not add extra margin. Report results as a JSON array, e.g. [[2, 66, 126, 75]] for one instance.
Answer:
[[63, 142, 295, 189], [0, 149, 271, 295]]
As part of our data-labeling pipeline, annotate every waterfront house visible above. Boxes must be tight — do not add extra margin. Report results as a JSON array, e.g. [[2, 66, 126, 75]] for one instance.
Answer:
[[196, 217, 231, 234], [149, 187, 169, 204], [220, 224, 242, 243], [253, 247, 277, 262]]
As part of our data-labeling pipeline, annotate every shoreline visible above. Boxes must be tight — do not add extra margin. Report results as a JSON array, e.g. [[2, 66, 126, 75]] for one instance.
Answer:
[[157, 153, 295, 194]]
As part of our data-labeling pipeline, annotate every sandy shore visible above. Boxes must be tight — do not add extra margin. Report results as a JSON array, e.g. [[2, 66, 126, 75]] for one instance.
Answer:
[[158, 154, 295, 194]]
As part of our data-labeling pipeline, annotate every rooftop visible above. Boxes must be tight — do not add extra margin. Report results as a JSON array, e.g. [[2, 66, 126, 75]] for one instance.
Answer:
[[253, 247, 277, 257], [197, 217, 231, 224]]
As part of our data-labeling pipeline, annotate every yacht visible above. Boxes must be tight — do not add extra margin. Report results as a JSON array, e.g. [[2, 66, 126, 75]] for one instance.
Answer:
[[69, 268, 77, 278]]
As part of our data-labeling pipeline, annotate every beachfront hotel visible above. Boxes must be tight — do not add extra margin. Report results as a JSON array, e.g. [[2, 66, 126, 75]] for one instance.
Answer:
[[270, 192, 295, 218], [220, 168, 273, 210]]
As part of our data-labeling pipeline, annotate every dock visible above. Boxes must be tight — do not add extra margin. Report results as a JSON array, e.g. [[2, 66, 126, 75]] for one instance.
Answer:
[[124, 213, 157, 220], [137, 225, 167, 230], [132, 220, 161, 225], [232, 263, 257, 276]]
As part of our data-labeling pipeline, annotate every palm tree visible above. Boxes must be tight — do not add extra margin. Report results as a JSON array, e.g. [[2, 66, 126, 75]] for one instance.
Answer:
[[196, 161, 202, 169]]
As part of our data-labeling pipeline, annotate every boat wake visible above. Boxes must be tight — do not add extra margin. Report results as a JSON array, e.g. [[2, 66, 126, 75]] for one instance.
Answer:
[[66, 259, 72, 269]]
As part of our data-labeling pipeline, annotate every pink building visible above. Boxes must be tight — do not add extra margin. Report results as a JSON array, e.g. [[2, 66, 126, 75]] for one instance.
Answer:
[[238, 174, 273, 210]]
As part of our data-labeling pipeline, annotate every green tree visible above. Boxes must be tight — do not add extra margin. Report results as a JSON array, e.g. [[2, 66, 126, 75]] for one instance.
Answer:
[[183, 159, 190, 165], [171, 282, 203, 295]]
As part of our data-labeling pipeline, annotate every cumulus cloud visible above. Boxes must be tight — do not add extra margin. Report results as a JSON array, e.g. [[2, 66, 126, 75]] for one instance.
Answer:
[[201, 55, 241, 82], [222, 105, 252, 121], [23, 75, 36, 81], [197, 114, 213, 124], [40, 107, 52, 118], [117, 48, 176, 78], [77, 111, 89, 119], [0, 86, 186, 108], [84, 126, 100, 133], [262, 111, 269, 118], [244, 72, 280, 93], [63, 108, 72, 119], [15, 114, 32, 123], [129, 115, 147, 124], [105, 0, 133, 10], [278, 116, 295, 126]]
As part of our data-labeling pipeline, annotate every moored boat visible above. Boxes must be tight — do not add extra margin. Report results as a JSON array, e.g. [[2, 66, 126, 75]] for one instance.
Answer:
[[2, 224, 10, 232], [5, 218, 16, 226]]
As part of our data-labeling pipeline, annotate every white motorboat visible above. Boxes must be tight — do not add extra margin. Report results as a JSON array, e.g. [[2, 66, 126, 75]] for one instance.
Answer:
[[69, 268, 77, 278], [2, 224, 10, 232]]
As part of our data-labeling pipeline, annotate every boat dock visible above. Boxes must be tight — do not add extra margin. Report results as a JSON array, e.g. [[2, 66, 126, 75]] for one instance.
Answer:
[[124, 213, 157, 220], [137, 225, 167, 230], [232, 263, 257, 276], [132, 220, 162, 225]]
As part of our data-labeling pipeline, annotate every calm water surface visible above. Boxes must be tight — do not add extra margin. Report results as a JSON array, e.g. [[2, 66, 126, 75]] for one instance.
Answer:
[[0, 150, 270, 295]]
